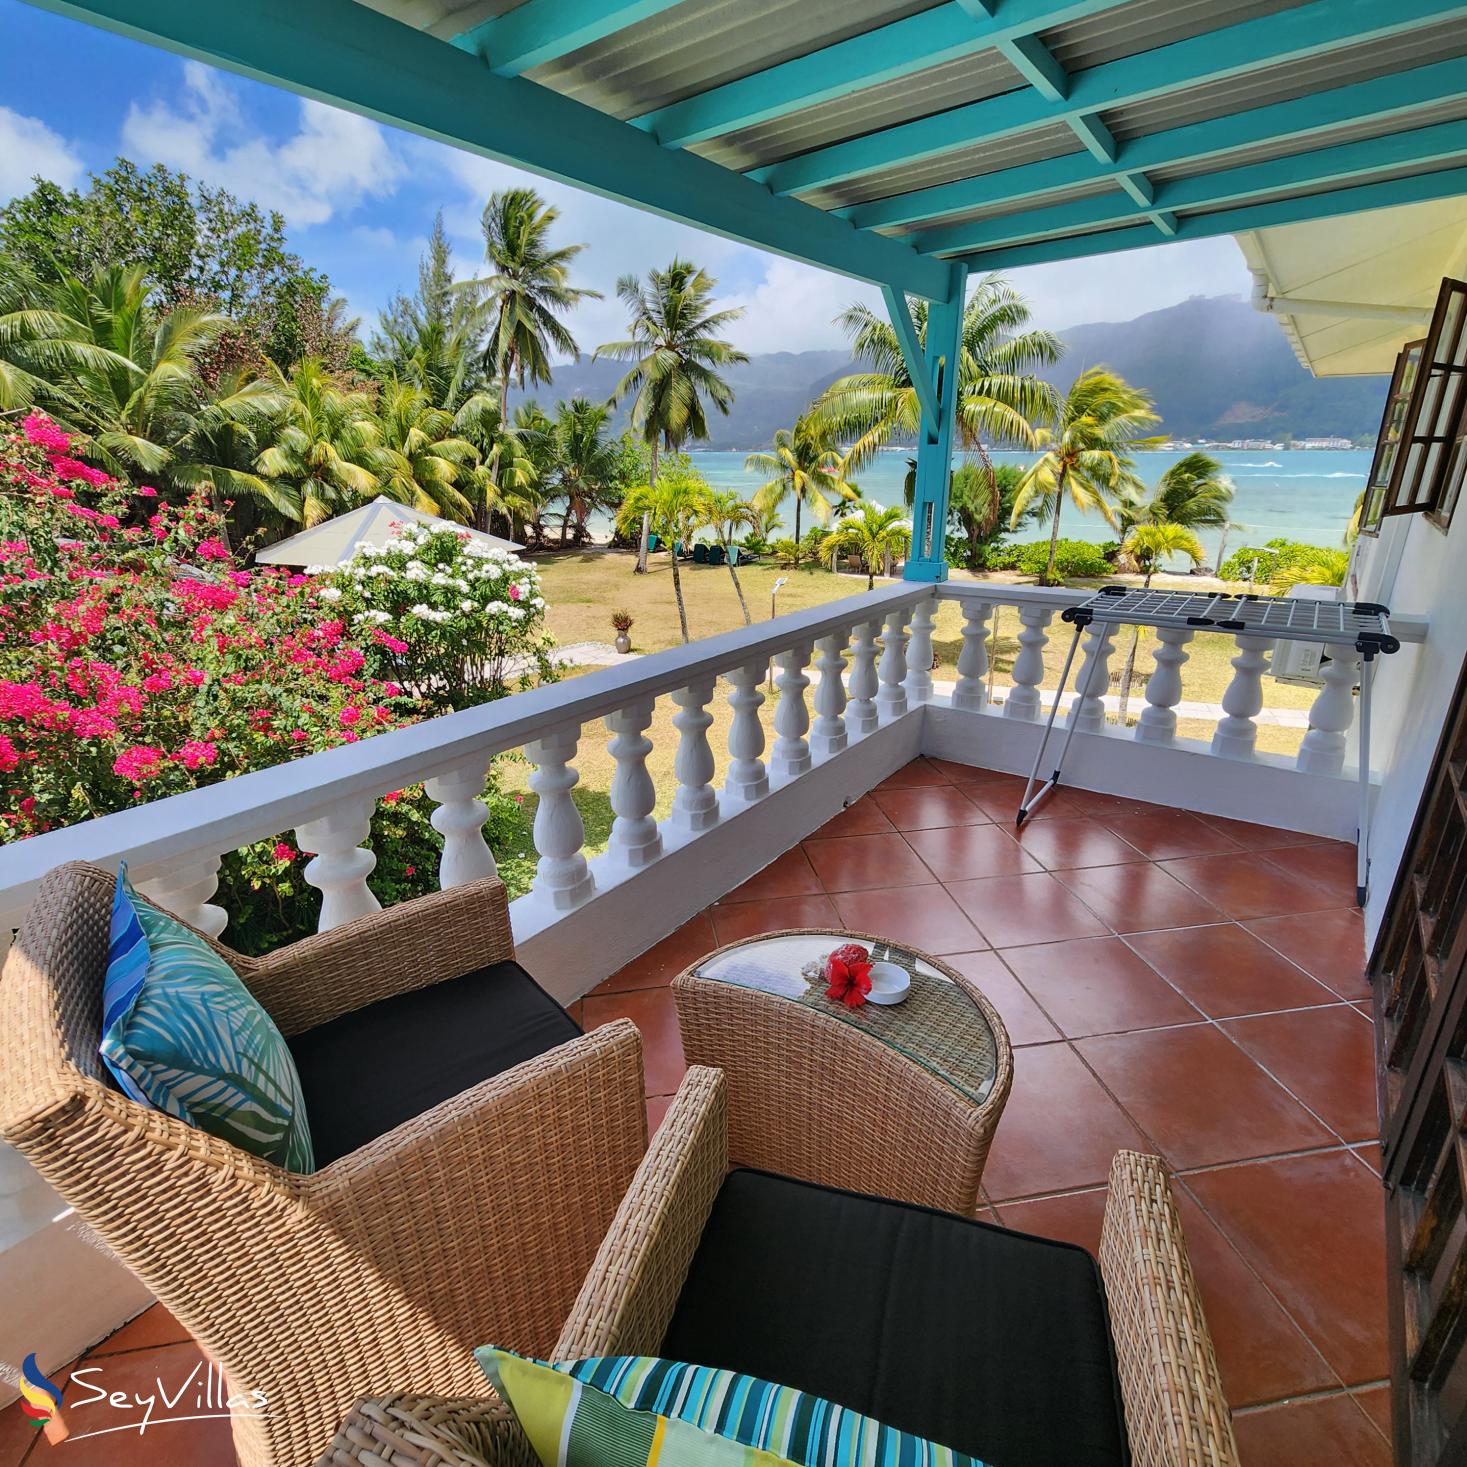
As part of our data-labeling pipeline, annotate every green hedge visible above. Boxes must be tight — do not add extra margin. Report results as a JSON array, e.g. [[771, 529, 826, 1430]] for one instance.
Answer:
[[984, 538, 1117, 579]]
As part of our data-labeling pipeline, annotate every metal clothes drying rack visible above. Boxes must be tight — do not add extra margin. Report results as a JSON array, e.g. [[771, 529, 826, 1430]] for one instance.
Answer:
[[1016, 586, 1401, 904]]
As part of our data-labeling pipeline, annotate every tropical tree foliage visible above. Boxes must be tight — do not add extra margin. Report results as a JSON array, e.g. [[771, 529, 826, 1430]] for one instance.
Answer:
[[746, 415, 857, 559], [826, 503, 912, 589], [1114, 522, 1206, 722], [696, 487, 760, 623], [1118, 451, 1233, 536], [615, 473, 708, 641], [550, 397, 619, 545]]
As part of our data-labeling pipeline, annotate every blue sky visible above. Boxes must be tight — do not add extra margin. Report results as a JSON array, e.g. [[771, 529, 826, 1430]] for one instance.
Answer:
[[0, 0, 1253, 355]]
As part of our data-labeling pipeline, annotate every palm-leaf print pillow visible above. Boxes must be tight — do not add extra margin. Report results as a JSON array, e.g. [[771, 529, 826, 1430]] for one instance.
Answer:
[[100, 865, 314, 1172]]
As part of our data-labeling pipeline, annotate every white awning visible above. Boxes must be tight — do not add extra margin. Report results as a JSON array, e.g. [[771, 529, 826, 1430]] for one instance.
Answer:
[[1235, 197, 1467, 378], [254, 497, 524, 567]]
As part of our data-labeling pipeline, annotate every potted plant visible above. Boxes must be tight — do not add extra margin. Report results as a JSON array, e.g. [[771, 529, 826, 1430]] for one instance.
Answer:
[[611, 609, 634, 654]]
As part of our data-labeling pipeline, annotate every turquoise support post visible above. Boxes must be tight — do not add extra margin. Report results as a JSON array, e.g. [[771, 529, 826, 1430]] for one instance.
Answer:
[[904, 263, 968, 584]]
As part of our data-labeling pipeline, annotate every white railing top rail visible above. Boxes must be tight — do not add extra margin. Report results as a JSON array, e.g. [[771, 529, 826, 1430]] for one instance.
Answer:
[[0, 582, 926, 916]]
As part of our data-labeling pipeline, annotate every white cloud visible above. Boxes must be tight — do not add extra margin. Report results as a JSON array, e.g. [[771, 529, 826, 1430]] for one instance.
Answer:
[[719, 258, 878, 355], [121, 61, 405, 227], [0, 107, 85, 203]]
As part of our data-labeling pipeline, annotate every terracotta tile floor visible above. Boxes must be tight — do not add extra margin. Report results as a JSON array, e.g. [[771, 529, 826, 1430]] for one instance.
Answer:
[[2, 757, 1389, 1466]]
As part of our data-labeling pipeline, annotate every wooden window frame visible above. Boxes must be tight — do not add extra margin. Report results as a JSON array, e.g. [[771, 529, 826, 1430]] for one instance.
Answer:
[[1363, 338, 1425, 535]]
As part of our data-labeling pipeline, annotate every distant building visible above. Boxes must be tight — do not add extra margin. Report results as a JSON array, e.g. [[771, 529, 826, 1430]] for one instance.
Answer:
[[1294, 436, 1353, 449]]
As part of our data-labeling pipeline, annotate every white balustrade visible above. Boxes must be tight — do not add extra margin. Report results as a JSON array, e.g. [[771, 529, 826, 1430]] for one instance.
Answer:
[[671, 676, 722, 833], [1297, 647, 1361, 776], [723, 662, 770, 804], [903, 597, 937, 706], [952, 602, 993, 712], [770, 643, 813, 782], [426, 754, 497, 886], [138, 855, 228, 938], [1135, 628, 1194, 746], [810, 632, 849, 760], [604, 699, 663, 872], [296, 801, 382, 931], [1069, 623, 1117, 733], [524, 724, 595, 910], [877, 609, 910, 721], [1004, 606, 1053, 721], [845, 620, 881, 737], [1212, 635, 1275, 760]]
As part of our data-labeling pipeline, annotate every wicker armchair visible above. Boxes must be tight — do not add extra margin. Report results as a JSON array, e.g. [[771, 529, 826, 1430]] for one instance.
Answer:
[[0, 861, 648, 1467], [323, 1067, 1238, 1467]]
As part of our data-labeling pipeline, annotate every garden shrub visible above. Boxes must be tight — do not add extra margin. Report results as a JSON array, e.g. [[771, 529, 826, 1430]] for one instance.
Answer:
[[1218, 537, 1336, 586], [983, 538, 1114, 579]]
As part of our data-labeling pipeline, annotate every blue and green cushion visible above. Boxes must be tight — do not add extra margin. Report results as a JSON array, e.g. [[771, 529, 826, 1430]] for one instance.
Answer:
[[476, 1348, 991, 1467], [100, 865, 314, 1172]]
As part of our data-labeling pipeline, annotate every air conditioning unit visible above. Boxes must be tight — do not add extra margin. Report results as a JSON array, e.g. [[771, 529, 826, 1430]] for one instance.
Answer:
[[1268, 585, 1335, 688]]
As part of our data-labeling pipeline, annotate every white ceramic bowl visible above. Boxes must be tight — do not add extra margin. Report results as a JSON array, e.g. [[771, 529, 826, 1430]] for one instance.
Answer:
[[865, 959, 911, 1006]]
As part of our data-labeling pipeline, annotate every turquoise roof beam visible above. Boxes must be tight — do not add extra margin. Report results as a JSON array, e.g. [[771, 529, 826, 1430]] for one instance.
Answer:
[[880, 285, 940, 431], [451, 0, 686, 75], [916, 115, 1467, 255], [629, 0, 1132, 148], [996, 34, 1071, 104], [753, 0, 1467, 196], [21, 0, 953, 301]]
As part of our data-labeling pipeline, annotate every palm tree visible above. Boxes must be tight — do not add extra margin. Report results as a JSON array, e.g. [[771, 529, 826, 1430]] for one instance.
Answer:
[[550, 397, 618, 545], [697, 487, 760, 623], [1012, 368, 1161, 584], [256, 358, 380, 526], [746, 415, 857, 562], [596, 259, 747, 572], [371, 379, 479, 521], [813, 274, 1060, 474], [1118, 452, 1233, 538], [825, 502, 912, 589], [615, 474, 706, 642], [1272, 547, 1350, 592], [1114, 522, 1206, 722]]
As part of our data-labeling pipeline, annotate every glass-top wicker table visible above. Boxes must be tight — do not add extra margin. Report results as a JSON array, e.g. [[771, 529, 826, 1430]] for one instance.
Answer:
[[673, 929, 1013, 1216]]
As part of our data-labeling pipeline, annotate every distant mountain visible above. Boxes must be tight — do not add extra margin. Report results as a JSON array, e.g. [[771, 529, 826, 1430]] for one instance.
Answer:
[[529, 295, 1388, 450]]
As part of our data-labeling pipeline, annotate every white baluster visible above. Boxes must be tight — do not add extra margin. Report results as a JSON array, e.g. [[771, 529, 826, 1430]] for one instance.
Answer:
[[845, 620, 881, 737], [877, 609, 910, 721], [297, 801, 382, 931], [1212, 635, 1275, 760], [671, 676, 721, 833], [426, 754, 497, 887], [1069, 622, 1117, 733], [770, 642, 813, 783], [723, 662, 769, 804], [1297, 647, 1361, 775], [1135, 627, 1194, 745], [524, 724, 595, 910], [810, 632, 849, 760], [903, 597, 937, 706], [952, 602, 993, 712], [1003, 606, 1053, 721], [604, 698, 663, 871], [138, 855, 228, 938]]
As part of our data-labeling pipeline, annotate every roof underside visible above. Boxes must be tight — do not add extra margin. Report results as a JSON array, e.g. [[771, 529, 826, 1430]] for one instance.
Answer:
[[31, 0, 1467, 299]]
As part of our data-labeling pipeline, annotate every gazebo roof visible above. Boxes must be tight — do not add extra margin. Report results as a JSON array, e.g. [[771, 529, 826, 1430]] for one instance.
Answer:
[[253, 496, 524, 567]]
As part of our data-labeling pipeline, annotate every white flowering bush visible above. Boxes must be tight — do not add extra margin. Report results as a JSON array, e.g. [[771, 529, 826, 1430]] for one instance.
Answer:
[[318, 523, 556, 713]]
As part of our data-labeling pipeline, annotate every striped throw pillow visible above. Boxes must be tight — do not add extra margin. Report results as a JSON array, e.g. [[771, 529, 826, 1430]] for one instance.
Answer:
[[100, 865, 314, 1172], [476, 1347, 991, 1467]]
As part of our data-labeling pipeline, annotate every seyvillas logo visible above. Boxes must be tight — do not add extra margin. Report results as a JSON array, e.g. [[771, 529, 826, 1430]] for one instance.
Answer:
[[63, 1359, 267, 1440], [19, 1354, 67, 1443]]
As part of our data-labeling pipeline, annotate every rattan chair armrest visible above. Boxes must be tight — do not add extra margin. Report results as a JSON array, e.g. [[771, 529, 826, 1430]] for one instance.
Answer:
[[231, 878, 516, 1035], [317, 1394, 539, 1467], [1099, 1150, 1240, 1467], [553, 1066, 728, 1360]]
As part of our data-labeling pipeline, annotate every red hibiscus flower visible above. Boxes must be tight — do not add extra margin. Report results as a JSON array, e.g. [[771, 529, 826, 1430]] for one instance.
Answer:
[[824, 942, 873, 1009]]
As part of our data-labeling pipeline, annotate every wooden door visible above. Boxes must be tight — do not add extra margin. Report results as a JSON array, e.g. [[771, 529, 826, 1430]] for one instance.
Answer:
[[1373, 647, 1467, 1464]]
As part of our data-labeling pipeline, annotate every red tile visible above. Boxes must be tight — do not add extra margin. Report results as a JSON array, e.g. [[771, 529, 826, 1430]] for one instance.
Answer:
[[802, 833, 934, 892], [965, 783, 1092, 823], [1076, 1025, 1334, 1170], [646, 1094, 675, 1134], [1000, 936, 1202, 1038], [717, 847, 822, 904], [582, 985, 687, 1097], [829, 884, 987, 956], [709, 893, 842, 945], [1352, 1383, 1392, 1442], [947, 872, 1110, 948], [980, 1042, 1150, 1202], [87, 1303, 192, 1356], [924, 757, 1000, 783], [1013, 817, 1147, 870], [1100, 810, 1244, 860], [1159, 851, 1340, 920], [871, 784, 991, 830], [947, 769, 1028, 794], [874, 758, 950, 790], [903, 823, 1041, 881], [1123, 923, 1338, 1019], [567, 999, 584, 1027], [994, 1186, 1107, 1255], [1187, 1151, 1389, 1385], [810, 795, 895, 838], [592, 912, 718, 994], [0, 1395, 39, 1467], [1223, 1006, 1378, 1142], [1054, 787, 1167, 820], [1057, 862, 1223, 934], [944, 950, 1059, 1047], [1242, 909, 1368, 999], [1193, 812, 1324, 851], [1353, 1142, 1383, 1176], [1262, 841, 1360, 908], [1231, 1393, 1389, 1467]]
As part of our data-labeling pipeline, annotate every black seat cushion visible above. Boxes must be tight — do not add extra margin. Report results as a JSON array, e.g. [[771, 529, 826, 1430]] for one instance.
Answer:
[[288, 959, 581, 1166], [661, 1168, 1128, 1467]]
